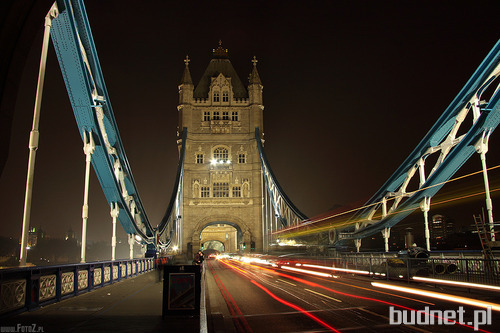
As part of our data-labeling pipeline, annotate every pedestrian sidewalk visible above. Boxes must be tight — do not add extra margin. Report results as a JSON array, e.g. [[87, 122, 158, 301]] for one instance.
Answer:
[[1, 270, 200, 332]]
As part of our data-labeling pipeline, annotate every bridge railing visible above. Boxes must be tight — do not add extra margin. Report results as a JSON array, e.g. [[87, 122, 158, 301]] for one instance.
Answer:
[[0, 258, 154, 318], [266, 253, 499, 287], [334, 254, 500, 286]]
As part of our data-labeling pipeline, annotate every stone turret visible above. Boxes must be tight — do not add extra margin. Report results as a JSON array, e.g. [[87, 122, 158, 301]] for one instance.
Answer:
[[248, 56, 263, 105], [248, 56, 264, 133], [178, 55, 194, 105]]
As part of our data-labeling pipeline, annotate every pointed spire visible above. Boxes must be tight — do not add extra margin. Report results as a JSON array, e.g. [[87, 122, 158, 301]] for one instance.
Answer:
[[249, 56, 262, 85], [180, 55, 193, 85]]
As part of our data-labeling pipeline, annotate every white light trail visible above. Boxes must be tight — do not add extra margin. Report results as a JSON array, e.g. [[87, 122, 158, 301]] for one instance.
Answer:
[[371, 282, 500, 311], [281, 266, 332, 278], [302, 263, 371, 275], [412, 276, 500, 292]]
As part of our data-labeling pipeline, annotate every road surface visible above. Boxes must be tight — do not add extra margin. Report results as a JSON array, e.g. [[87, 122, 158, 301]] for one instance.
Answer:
[[205, 257, 499, 333]]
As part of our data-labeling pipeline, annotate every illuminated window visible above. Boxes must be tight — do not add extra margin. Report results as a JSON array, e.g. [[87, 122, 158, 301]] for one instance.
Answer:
[[201, 186, 210, 198], [196, 154, 204, 164], [232, 112, 239, 121], [232, 186, 241, 197], [213, 182, 229, 197], [213, 147, 229, 162], [222, 91, 229, 102], [222, 111, 229, 120], [203, 112, 210, 121], [213, 92, 220, 102]]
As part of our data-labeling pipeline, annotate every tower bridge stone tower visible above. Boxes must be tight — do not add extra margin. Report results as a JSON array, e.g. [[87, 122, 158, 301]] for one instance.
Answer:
[[177, 43, 264, 257]]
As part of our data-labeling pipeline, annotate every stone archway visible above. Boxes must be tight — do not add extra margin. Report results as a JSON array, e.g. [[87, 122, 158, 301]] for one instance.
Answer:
[[202, 240, 225, 252], [189, 218, 252, 256], [200, 223, 239, 253]]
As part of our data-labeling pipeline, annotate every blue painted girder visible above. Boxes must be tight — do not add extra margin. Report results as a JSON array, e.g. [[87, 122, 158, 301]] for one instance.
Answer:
[[158, 128, 186, 243], [345, 39, 500, 241], [50, 0, 154, 242]]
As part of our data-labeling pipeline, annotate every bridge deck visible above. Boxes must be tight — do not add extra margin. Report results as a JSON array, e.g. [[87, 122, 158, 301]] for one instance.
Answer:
[[2, 270, 201, 332]]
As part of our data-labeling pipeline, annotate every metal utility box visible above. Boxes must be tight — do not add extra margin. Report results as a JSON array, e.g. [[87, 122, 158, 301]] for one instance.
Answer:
[[162, 265, 201, 317]]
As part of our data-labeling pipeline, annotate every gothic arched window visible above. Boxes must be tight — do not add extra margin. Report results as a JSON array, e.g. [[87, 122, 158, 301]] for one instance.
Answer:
[[213, 147, 229, 162]]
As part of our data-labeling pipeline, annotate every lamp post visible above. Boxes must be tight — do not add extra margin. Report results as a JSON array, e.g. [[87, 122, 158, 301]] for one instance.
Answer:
[[20, 4, 59, 266]]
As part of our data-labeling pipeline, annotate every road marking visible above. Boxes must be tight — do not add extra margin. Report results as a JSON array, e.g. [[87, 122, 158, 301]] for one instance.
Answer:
[[209, 260, 253, 332], [237, 307, 361, 318], [341, 323, 431, 332], [58, 306, 103, 311], [315, 276, 435, 306], [358, 308, 431, 333], [277, 279, 297, 286], [305, 288, 342, 302], [252, 280, 342, 332]]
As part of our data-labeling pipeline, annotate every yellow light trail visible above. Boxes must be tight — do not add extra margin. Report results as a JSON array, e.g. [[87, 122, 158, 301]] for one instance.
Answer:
[[281, 186, 500, 238], [272, 164, 500, 239]]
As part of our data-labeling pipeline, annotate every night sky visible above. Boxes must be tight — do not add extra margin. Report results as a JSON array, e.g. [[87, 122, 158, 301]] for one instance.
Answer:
[[1, 0, 499, 244]]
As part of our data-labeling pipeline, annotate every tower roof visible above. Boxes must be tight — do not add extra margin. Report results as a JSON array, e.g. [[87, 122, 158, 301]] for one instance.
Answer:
[[249, 56, 262, 85], [212, 40, 229, 59], [180, 55, 193, 85], [193, 42, 248, 99]]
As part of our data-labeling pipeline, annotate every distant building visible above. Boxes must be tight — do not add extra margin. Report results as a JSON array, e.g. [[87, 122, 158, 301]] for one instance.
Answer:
[[431, 214, 455, 241], [405, 227, 415, 248], [388, 228, 405, 250], [26, 226, 45, 248], [65, 227, 76, 241], [27, 226, 37, 248]]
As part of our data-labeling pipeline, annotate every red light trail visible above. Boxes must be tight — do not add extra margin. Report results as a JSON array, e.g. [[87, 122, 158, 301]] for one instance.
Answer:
[[219, 259, 493, 332], [208, 260, 253, 332], [250, 279, 341, 332], [218, 259, 341, 332]]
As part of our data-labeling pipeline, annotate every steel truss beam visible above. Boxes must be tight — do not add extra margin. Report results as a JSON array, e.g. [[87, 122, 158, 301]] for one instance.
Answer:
[[50, 0, 154, 243], [157, 128, 186, 251], [340, 39, 500, 243]]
